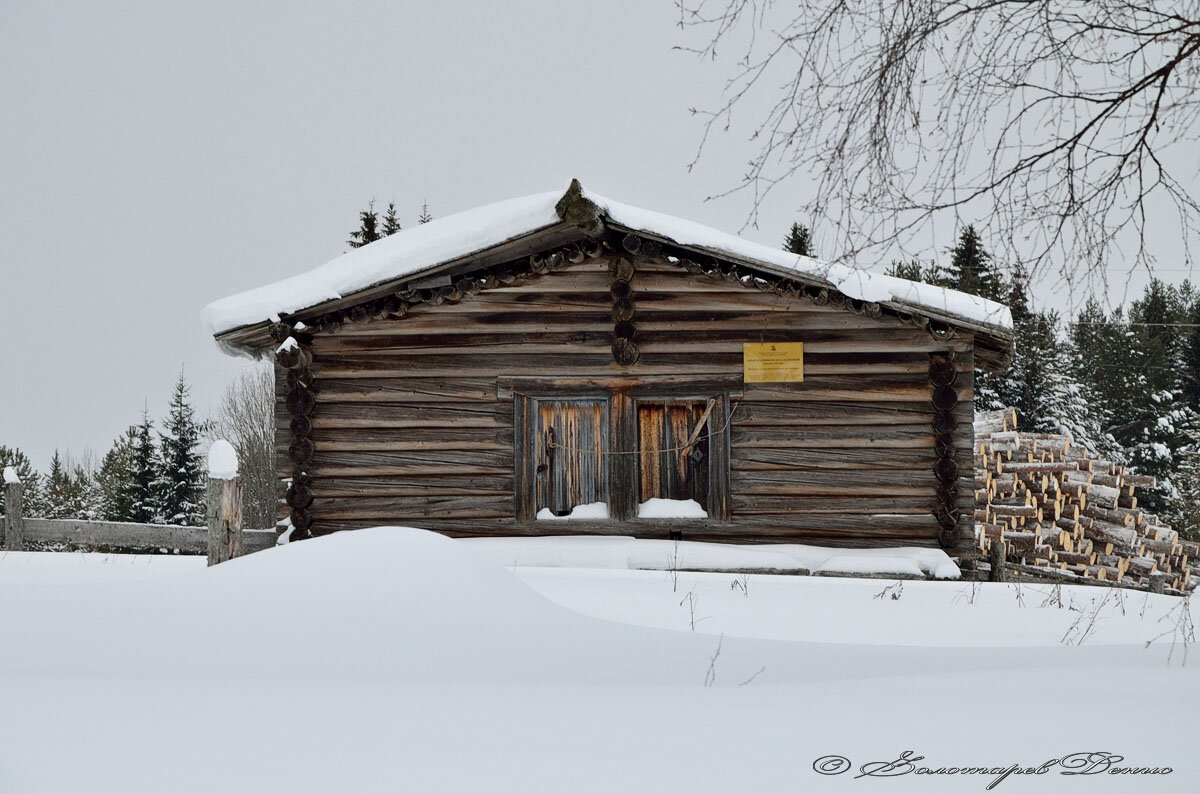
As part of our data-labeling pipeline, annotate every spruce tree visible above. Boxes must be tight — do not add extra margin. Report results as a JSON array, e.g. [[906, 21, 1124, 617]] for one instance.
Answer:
[[0, 445, 42, 518], [1174, 441, 1200, 540], [129, 411, 158, 523], [42, 451, 67, 517], [1122, 389, 1200, 528], [348, 200, 382, 248], [1178, 281, 1200, 411], [42, 451, 89, 519], [1068, 299, 1131, 428], [154, 373, 206, 525], [96, 428, 139, 522], [418, 200, 432, 224], [1007, 312, 1109, 452], [1119, 280, 1200, 522], [885, 259, 937, 283], [72, 463, 100, 520], [782, 223, 813, 256], [943, 225, 1004, 301], [381, 202, 402, 236]]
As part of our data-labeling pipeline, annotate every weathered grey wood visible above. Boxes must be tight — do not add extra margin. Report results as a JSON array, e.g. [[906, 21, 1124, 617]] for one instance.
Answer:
[[3, 480, 24, 551], [988, 541, 1008, 582], [245, 248, 996, 556], [306, 516, 945, 547], [207, 475, 245, 566], [1148, 571, 1168, 594], [21, 518, 274, 555]]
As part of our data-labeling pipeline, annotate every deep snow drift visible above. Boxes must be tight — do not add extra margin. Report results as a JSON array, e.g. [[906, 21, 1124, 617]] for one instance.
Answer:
[[0, 528, 1194, 793]]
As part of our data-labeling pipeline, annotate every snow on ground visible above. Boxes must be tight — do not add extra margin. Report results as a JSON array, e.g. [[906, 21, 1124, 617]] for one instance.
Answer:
[[463, 534, 958, 578], [1, 528, 1195, 793], [0, 549, 201, 584]]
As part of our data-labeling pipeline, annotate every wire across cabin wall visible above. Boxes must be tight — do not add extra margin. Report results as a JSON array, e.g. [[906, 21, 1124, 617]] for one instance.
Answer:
[[544, 399, 741, 457]]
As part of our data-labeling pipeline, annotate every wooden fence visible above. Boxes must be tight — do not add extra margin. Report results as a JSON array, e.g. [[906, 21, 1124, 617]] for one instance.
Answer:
[[2, 468, 275, 564]]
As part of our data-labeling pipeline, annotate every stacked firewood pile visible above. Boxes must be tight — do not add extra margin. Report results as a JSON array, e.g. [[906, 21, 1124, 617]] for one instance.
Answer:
[[974, 409, 1198, 595]]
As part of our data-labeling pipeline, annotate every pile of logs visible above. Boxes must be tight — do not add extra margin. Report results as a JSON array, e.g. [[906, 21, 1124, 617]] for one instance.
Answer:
[[974, 409, 1198, 595]]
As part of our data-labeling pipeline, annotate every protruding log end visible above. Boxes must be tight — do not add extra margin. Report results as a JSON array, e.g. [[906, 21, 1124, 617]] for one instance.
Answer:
[[612, 337, 640, 367], [611, 300, 635, 322], [288, 437, 315, 466], [275, 338, 312, 371], [286, 482, 314, 509], [290, 507, 314, 531], [286, 387, 316, 417], [268, 322, 293, 343], [608, 257, 635, 283]]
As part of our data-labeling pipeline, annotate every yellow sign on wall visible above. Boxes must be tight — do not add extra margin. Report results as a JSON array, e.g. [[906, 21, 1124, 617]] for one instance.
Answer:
[[743, 342, 804, 383]]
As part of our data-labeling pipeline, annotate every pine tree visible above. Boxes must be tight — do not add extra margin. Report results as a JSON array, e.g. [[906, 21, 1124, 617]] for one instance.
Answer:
[[129, 411, 158, 523], [96, 428, 139, 522], [782, 223, 814, 256], [0, 445, 42, 518], [154, 373, 206, 525], [418, 200, 432, 224], [381, 202, 402, 236], [348, 200, 382, 248]]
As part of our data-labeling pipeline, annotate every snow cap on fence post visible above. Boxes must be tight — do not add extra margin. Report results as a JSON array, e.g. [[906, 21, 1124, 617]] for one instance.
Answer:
[[2, 466, 20, 485], [207, 440, 239, 481]]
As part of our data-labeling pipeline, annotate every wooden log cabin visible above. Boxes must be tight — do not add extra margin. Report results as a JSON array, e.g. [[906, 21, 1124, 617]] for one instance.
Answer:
[[204, 180, 1013, 556]]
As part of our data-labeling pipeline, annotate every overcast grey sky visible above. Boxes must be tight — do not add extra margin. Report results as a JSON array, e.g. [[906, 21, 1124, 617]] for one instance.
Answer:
[[2, 1, 1195, 471]]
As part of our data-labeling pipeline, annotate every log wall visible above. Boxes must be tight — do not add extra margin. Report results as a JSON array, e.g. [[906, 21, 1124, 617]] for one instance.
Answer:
[[281, 258, 976, 552]]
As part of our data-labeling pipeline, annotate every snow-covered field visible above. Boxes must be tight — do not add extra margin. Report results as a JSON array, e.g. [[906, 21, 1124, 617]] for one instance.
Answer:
[[1, 528, 1195, 793]]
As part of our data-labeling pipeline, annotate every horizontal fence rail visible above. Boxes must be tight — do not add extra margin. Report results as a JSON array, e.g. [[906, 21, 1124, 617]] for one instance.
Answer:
[[20, 518, 276, 555], [4, 445, 268, 565]]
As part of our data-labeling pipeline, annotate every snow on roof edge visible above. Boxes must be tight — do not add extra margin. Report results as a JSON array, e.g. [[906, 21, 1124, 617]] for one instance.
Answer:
[[202, 181, 1013, 345], [593, 193, 1012, 332], [200, 189, 567, 338]]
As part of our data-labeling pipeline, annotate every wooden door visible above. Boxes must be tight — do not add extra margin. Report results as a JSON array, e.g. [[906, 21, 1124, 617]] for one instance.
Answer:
[[536, 399, 609, 516], [637, 400, 710, 508]]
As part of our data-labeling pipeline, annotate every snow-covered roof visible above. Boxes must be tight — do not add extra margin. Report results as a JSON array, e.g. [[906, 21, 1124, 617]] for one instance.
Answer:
[[203, 180, 1013, 344]]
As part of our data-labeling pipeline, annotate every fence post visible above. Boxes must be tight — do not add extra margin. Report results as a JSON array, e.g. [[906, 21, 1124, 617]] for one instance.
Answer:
[[987, 540, 1007, 583], [1148, 571, 1167, 595], [206, 441, 243, 566], [3, 468, 25, 552]]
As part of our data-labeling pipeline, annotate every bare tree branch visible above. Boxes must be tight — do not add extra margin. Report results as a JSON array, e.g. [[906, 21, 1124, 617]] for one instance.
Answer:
[[677, 0, 1200, 287]]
